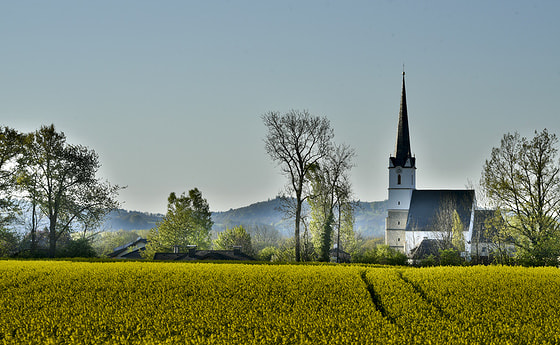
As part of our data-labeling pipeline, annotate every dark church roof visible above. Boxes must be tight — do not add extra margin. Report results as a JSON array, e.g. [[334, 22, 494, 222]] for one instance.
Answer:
[[472, 209, 508, 243], [390, 72, 415, 168], [405, 190, 475, 232]]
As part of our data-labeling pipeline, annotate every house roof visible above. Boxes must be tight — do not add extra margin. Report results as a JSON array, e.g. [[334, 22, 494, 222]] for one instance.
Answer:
[[108, 237, 147, 258], [119, 248, 145, 259], [410, 238, 442, 260], [153, 249, 255, 261], [405, 189, 475, 232], [391, 72, 415, 168], [329, 248, 351, 263]]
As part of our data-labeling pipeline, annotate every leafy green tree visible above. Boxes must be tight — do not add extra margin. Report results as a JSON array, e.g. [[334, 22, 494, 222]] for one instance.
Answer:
[[271, 237, 297, 262], [451, 210, 465, 252], [0, 227, 19, 257], [351, 243, 407, 265], [263, 110, 334, 262], [439, 248, 463, 266], [317, 212, 334, 262], [57, 238, 97, 258], [214, 226, 254, 256], [308, 144, 355, 262], [0, 127, 26, 230], [374, 244, 408, 265], [351, 236, 384, 262], [337, 201, 357, 257], [257, 246, 277, 261], [482, 129, 560, 266], [16, 125, 121, 257], [143, 188, 212, 258]]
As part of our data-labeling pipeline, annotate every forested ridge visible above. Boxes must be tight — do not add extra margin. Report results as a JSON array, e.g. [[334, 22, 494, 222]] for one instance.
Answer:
[[103, 198, 388, 238]]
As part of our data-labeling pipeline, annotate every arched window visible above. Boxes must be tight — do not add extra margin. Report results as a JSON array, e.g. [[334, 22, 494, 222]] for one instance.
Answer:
[[397, 174, 401, 185]]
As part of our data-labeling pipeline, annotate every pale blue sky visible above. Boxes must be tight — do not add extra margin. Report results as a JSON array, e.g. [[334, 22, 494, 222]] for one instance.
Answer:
[[1, 1, 559, 213]]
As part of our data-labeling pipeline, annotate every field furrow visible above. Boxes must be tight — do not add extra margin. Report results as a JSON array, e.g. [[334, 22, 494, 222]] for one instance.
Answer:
[[1, 262, 559, 344]]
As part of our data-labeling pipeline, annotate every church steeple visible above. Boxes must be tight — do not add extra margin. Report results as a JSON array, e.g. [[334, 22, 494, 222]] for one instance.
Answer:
[[391, 72, 415, 168], [385, 71, 416, 253]]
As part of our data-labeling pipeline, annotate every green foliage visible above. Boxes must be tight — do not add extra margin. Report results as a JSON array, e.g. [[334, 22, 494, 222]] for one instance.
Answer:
[[438, 249, 463, 266], [16, 124, 121, 257], [143, 188, 213, 259], [451, 210, 465, 252], [515, 237, 560, 267], [482, 129, 560, 266], [214, 226, 254, 256], [351, 237, 383, 261], [257, 246, 277, 261], [307, 145, 355, 262], [352, 244, 408, 266], [419, 254, 437, 267], [0, 227, 19, 257], [0, 127, 26, 229], [271, 237, 297, 262], [318, 212, 334, 262], [57, 238, 97, 258]]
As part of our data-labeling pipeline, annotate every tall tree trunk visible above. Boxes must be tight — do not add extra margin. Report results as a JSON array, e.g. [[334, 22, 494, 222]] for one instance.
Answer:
[[48, 216, 57, 258], [30, 202, 37, 254], [295, 198, 302, 262], [336, 205, 341, 263]]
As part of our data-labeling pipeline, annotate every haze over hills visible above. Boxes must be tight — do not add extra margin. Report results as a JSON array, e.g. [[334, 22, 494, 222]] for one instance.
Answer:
[[103, 198, 388, 238]]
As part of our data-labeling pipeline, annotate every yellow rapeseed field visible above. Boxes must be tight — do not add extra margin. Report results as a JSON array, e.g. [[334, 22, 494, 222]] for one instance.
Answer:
[[1, 261, 559, 344]]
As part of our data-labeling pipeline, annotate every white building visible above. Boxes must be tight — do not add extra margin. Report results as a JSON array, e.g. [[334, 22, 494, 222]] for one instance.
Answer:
[[385, 72, 477, 257]]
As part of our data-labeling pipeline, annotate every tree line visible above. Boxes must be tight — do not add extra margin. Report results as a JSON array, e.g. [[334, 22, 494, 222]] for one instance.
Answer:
[[2, 119, 558, 266]]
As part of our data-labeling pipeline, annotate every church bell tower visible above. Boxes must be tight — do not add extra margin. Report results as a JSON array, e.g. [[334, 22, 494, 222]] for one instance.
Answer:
[[386, 72, 416, 251]]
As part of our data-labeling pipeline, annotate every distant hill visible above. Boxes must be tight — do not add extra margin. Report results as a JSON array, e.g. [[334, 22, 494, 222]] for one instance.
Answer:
[[103, 198, 388, 238], [212, 198, 291, 235], [212, 197, 388, 238], [102, 210, 163, 231]]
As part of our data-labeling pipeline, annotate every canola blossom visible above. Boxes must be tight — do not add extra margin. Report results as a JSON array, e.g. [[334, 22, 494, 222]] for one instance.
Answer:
[[0, 261, 559, 344]]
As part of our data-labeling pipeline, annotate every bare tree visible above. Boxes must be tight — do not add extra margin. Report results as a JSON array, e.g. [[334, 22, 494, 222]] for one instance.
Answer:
[[262, 110, 333, 262]]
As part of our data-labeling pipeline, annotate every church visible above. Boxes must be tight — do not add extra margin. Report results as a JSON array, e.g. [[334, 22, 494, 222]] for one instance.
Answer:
[[385, 72, 490, 259]]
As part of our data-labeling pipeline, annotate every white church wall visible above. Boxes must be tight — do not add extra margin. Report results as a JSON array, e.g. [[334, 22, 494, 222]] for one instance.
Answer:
[[464, 203, 476, 255], [388, 167, 416, 189], [387, 189, 414, 210]]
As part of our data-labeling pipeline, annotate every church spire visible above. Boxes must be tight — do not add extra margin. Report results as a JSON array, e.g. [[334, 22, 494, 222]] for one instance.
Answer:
[[391, 71, 415, 168]]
